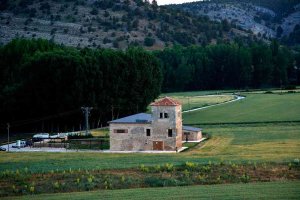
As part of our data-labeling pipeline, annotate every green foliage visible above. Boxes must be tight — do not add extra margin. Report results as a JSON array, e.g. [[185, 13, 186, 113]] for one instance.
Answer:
[[156, 42, 298, 92], [144, 37, 155, 46], [0, 39, 162, 131]]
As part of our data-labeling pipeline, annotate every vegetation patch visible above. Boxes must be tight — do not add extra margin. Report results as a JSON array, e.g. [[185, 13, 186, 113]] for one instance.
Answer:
[[0, 162, 299, 198]]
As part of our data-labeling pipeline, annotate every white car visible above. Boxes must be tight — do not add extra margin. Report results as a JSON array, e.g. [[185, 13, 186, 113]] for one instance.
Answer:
[[12, 140, 26, 148]]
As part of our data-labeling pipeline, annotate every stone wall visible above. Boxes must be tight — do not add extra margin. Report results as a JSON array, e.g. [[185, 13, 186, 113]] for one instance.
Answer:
[[183, 130, 202, 142], [110, 123, 152, 151]]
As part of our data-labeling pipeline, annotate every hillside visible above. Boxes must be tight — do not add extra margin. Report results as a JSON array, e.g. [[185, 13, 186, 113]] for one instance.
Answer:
[[0, 0, 252, 49], [169, 0, 300, 45]]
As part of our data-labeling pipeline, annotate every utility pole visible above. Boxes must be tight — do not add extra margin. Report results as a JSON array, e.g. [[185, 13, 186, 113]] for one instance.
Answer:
[[81, 107, 93, 136], [7, 123, 10, 152]]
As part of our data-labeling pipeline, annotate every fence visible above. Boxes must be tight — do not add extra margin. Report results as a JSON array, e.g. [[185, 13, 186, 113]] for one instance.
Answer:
[[68, 138, 109, 150]]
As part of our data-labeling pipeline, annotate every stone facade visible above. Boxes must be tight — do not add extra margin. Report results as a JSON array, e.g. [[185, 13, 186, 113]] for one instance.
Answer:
[[109, 97, 198, 151], [182, 130, 202, 142]]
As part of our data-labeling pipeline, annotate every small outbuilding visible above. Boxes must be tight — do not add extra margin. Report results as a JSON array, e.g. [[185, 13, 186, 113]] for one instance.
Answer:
[[182, 126, 202, 142]]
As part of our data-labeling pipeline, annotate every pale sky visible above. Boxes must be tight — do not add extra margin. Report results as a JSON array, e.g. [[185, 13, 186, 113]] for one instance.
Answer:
[[157, 0, 202, 5]]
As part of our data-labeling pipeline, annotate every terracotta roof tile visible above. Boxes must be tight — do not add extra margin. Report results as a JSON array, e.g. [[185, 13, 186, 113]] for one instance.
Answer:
[[150, 97, 181, 106]]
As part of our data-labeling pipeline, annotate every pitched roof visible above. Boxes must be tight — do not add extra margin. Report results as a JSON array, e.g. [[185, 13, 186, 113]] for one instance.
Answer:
[[150, 97, 181, 106], [183, 126, 202, 132], [109, 113, 152, 124]]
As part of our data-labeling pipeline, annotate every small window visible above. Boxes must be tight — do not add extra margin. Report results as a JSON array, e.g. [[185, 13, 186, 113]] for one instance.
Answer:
[[168, 129, 172, 137], [184, 132, 190, 135], [160, 113, 163, 119], [164, 113, 169, 118], [114, 129, 128, 133], [146, 129, 151, 136]]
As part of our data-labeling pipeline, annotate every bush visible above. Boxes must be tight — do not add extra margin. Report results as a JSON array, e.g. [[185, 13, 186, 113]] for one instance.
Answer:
[[144, 37, 155, 46], [144, 177, 164, 187], [90, 8, 98, 15], [240, 174, 250, 183]]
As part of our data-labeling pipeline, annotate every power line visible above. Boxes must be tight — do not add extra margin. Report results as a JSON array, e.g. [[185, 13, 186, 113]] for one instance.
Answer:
[[81, 107, 93, 136]]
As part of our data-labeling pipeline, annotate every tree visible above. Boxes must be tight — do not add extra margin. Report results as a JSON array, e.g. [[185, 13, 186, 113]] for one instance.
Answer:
[[144, 37, 155, 46], [276, 26, 283, 38]]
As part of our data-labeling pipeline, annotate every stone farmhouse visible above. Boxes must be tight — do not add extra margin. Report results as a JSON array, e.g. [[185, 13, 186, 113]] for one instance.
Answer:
[[109, 97, 202, 152]]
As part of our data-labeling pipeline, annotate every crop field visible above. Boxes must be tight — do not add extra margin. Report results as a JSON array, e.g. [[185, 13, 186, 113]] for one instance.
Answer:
[[5, 181, 300, 200]]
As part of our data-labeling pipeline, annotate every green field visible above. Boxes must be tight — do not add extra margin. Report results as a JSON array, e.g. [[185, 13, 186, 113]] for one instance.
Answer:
[[1, 123, 299, 172], [1, 91, 300, 199], [171, 95, 235, 111], [1, 92, 300, 173], [5, 181, 300, 200], [183, 93, 300, 124]]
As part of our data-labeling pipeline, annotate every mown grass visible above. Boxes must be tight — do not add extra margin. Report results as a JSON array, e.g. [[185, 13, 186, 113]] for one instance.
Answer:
[[183, 93, 300, 124], [171, 95, 235, 111], [5, 181, 300, 200]]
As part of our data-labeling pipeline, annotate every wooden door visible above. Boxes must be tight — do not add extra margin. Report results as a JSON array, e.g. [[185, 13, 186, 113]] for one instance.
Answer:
[[153, 141, 163, 150]]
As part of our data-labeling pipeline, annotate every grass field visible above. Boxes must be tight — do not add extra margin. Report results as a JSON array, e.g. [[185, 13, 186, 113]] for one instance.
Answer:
[[170, 95, 235, 111], [0, 93, 299, 173], [1, 123, 299, 172], [5, 181, 300, 200], [1, 91, 300, 199], [183, 93, 300, 124]]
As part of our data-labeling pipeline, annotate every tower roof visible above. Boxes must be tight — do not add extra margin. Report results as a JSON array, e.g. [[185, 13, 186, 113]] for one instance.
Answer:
[[150, 97, 181, 106]]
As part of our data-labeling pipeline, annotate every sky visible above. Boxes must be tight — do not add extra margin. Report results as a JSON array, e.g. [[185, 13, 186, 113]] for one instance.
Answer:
[[157, 0, 202, 5]]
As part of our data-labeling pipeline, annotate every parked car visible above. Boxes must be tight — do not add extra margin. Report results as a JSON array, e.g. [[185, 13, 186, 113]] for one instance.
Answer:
[[12, 140, 26, 148], [0, 147, 6, 151]]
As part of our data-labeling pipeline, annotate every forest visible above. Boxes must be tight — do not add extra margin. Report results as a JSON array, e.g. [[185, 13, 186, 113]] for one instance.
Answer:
[[0, 38, 299, 132], [0, 39, 162, 132], [155, 41, 300, 92]]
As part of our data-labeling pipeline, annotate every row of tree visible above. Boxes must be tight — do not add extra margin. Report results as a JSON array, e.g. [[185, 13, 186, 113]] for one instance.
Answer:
[[1, 38, 299, 132], [0, 39, 162, 132], [155, 41, 300, 92]]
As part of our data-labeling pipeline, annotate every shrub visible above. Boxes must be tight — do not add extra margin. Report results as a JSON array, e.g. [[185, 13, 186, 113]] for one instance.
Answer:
[[163, 163, 174, 172], [144, 177, 165, 187], [184, 161, 197, 170], [90, 8, 98, 15], [139, 164, 149, 173], [144, 37, 155, 46], [240, 174, 250, 183], [293, 158, 300, 166], [53, 181, 60, 189]]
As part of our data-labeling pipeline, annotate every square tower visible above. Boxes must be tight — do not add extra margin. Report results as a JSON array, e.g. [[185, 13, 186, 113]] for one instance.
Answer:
[[150, 97, 182, 151]]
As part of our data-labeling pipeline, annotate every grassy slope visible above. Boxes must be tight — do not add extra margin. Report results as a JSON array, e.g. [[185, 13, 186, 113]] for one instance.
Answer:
[[6, 181, 300, 200], [183, 93, 300, 124]]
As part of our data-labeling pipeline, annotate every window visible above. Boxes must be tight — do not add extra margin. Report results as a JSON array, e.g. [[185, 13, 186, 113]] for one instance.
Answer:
[[160, 113, 163, 119], [114, 129, 128, 133], [146, 129, 151, 136], [160, 112, 169, 119], [168, 129, 172, 137]]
